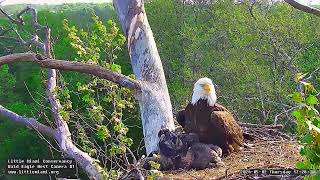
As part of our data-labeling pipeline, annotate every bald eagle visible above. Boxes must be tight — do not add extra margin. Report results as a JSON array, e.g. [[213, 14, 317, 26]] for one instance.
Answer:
[[157, 129, 223, 170], [177, 77, 244, 155]]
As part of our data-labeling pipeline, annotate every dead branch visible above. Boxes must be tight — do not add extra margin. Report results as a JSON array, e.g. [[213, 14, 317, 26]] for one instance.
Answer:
[[0, 8, 23, 25], [284, 0, 320, 17], [239, 122, 284, 129], [0, 27, 12, 36], [0, 6, 47, 27], [0, 0, 6, 5], [0, 36, 21, 42], [21, 6, 46, 29], [0, 7, 45, 49], [12, 28, 44, 48], [0, 6, 106, 179], [243, 126, 292, 142], [0, 105, 56, 137], [274, 105, 299, 125], [0, 53, 141, 90], [304, 67, 320, 81], [43, 18, 105, 179]]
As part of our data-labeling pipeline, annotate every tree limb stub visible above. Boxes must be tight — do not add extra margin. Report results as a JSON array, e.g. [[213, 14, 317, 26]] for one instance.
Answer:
[[0, 53, 141, 91], [0, 105, 56, 137], [285, 0, 320, 17]]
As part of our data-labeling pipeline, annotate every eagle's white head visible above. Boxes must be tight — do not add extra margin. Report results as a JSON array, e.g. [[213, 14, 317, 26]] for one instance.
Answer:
[[191, 77, 217, 106]]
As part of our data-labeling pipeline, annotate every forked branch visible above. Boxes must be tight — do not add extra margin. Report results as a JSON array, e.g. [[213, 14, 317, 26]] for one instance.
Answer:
[[0, 6, 106, 179]]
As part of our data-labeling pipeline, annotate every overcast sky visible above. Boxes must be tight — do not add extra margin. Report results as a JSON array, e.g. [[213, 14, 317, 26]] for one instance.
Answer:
[[1, 0, 111, 5], [0, 0, 319, 5]]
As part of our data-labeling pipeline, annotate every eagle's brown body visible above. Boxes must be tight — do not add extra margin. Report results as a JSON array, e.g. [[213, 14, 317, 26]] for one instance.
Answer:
[[177, 99, 244, 155]]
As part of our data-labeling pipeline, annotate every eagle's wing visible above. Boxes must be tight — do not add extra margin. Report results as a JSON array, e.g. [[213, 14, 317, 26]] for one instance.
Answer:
[[213, 103, 229, 111], [176, 109, 186, 128], [211, 111, 244, 154]]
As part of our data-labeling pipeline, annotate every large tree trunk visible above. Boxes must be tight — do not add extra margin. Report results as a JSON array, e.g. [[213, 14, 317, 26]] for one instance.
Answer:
[[0, 1, 175, 177], [113, 0, 175, 154]]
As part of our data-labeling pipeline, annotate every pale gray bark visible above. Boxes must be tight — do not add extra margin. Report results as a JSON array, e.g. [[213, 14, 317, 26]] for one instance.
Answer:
[[0, 105, 56, 137], [44, 21, 105, 180], [0, 6, 105, 180], [0, 1, 176, 178], [113, 0, 175, 154], [0, 105, 104, 179], [0, 53, 140, 90]]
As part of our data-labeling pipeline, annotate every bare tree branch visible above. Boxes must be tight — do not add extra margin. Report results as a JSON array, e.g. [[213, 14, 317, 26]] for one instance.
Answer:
[[285, 0, 320, 17], [0, 27, 12, 36], [0, 105, 56, 137], [0, 53, 141, 90], [0, 6, 107, 179], [0, 7, 45, 49], [0, 6, 47, 27], [274, 105, 300, 125], [20, 6, 46, 29], [0, 36, 21, 42], [0, 102, 105, 180], [42, 25, 105, 180], [0, 0, 6, 5], [0, 8, 23, 25], [239, 122, 284, 129], [12, 28, 44, 48]]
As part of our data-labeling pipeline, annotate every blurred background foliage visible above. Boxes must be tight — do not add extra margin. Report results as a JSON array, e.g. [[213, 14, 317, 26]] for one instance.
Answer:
[[0, 0, 319, 179]]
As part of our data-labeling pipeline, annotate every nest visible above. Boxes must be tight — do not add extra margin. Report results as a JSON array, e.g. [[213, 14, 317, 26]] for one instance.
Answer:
[[162, 123, 303, 180]]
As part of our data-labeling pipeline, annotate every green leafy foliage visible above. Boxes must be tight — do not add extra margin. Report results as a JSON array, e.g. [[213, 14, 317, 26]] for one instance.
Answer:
[[0, 4, 141, 179], [61, 13, 139, 178], [291, 78, 320, 178], [96, 125, 111, 141], [147, 154, 163, 180], [146, 0, 320, 129], [1, 1, 320, 179]]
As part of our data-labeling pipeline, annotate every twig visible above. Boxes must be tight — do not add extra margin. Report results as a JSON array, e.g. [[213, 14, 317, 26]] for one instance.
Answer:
[[239, 122, 283, 129], [0, 8, 23, 25], [274, 106, 299, 125], [0, 0, 7, 5], [225, 168, 229, 178], [178, 168, 201, 180], [0, 105, 56, 137], [304, 67, 320, 81], [0, 36, 20, 42], [0, 27, 12, 36], [24, 6, 46, 29]]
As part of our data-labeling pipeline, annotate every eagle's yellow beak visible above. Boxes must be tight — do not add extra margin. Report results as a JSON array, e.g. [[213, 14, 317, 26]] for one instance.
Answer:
[[202, 83, 211, 93]]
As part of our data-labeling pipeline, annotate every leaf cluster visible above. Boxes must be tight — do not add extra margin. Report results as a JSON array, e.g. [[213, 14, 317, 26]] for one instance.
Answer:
[[290, 75, 320, 178]]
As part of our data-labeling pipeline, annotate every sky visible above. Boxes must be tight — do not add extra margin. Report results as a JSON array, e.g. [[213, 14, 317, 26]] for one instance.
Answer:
[[0, 0, 319, 5], [0, 0, 111, 5]]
